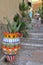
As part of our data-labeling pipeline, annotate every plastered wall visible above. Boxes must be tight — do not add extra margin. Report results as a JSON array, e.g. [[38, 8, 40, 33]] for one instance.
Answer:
[[0, 0, 22, 23]]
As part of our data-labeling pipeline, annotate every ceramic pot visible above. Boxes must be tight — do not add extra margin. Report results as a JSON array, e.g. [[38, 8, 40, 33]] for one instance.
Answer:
[[2, 32, 21, 55], [2, 32, 21, 62]]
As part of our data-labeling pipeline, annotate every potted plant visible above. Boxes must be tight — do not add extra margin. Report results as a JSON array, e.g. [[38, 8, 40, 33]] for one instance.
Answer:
[[19, 0, 32, 25], [2, 0, 33, 63], [2, 16, 31, 62], [19, 0, 29, 20]]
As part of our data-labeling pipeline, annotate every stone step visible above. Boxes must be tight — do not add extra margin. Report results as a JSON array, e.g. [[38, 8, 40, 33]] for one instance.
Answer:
[[21, 42, 43, 47], [29, 33, 43, 38], [29, 35, 43, 38], [29, 33, 43, 35], [29, 30, 43, 33], [28, 25, 43, 33], [21, 38, 43, 44]]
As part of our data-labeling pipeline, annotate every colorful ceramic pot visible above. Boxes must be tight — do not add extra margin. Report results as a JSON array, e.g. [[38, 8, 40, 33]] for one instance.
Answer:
[[2, 32, 22, 62], [2, 32, 21, 55]]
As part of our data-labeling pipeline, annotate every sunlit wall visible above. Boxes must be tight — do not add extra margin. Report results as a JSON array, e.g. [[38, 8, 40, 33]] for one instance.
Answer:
[[0, 0, 21, 23]]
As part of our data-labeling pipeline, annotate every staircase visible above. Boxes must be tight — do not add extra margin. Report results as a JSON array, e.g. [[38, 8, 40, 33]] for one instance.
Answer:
[[21, 23, 43, 47]]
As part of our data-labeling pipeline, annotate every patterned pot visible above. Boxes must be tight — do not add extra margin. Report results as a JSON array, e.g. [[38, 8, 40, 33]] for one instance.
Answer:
[[2, 32, 22, 62], [2, 32, 21, 55]]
